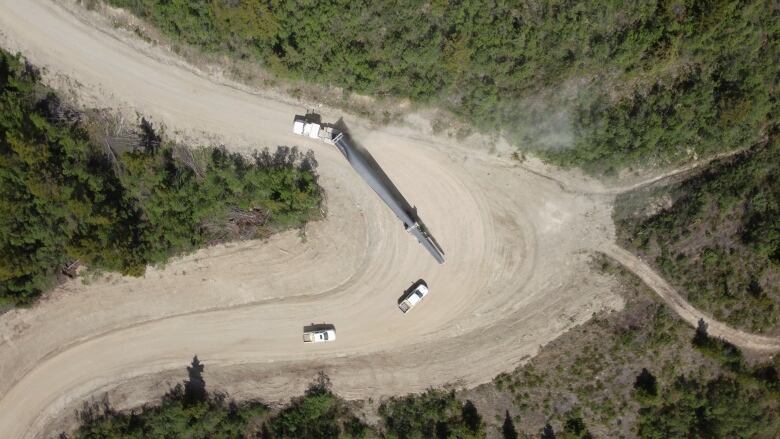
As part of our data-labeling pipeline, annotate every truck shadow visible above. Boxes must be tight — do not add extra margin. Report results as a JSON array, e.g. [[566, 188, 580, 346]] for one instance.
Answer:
[[397, 279, 427, 305], [303, 323, 336, 333]]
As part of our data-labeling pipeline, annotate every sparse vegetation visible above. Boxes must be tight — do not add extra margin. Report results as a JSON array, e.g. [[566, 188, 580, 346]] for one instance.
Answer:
[[0, 49, 322, 305], [472, 255, 698, 436], [465, 256, 780, 438], [105, 0, 775, 173], [71, 363, 488, 439], [72, 362, 377, 439], [73, 357, 267, 438], [615, 136, 780, 333]]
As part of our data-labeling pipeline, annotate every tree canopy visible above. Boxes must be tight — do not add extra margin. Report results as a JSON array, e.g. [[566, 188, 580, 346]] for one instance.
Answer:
[[0, 49, 321, 305]]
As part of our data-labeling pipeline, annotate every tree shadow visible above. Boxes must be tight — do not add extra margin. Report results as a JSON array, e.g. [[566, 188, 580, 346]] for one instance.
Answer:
[[502, 410, 518, 439], [183, 355, 206, 405], [461, 400, 482, 434]]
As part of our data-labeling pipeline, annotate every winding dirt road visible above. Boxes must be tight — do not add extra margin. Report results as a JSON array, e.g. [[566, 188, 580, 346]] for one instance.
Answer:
[[602, 245, 780, 352], [0, 1, 776, 437]]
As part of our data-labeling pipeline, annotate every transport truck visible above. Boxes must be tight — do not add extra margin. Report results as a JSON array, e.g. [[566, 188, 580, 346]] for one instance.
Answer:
[[292, 116, 336, 144], [303, 328, 336, 343], [399, 283, 429, 313], [292, 114, 446, 264]]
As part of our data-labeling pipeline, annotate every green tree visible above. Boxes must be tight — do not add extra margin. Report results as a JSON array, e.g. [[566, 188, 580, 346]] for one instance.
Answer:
[[634, 368, 658, 401], [617, 136, 780, 332]]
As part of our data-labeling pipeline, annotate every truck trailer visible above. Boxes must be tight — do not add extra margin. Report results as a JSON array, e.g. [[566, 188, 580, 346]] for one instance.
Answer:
[[292, 115, 445, 264]]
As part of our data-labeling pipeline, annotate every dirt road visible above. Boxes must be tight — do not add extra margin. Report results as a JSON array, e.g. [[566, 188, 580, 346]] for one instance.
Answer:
[[0, 1, 776, 437], [602, 245, 780, 352]]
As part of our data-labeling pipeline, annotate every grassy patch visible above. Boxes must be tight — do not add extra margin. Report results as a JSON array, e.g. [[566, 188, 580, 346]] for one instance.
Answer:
[[469, 255, 709, 437]]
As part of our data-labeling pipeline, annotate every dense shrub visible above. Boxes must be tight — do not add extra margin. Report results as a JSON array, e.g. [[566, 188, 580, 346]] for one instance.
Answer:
[[0, 49, 321, 304], [379, 389, 485, 439]]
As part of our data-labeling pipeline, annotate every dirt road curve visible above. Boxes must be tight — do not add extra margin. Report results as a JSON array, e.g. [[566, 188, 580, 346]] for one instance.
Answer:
[[602, 245, 780, 352], [0, 1, 776, 437]]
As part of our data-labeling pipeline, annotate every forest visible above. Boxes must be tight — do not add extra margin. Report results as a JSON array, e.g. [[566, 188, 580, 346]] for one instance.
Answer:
[[616, 135, 779, 333], [106, 0, 776, 174], [0, 49, 322, 306]]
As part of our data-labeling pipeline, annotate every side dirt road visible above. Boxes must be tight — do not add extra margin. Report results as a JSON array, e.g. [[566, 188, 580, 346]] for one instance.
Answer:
[[602, 244, 780, 352], [0, 1, 776, 437]]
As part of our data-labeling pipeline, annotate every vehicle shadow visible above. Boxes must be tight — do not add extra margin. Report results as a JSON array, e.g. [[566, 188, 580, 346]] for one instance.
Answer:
[[303, 322, 336, 333], [297, 111, 322, 125], [397, 279, 427, 305]]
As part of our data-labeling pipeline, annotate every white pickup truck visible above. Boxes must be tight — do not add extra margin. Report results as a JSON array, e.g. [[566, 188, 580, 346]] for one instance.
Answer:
[[399, 283, 429, 313], [303, 328, 336, 343]]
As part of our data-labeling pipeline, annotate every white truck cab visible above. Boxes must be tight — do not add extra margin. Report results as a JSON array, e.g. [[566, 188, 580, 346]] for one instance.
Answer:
[[303, 328, 336, 343], [399, 283, 429, 313], [292, 118, 306, 136]]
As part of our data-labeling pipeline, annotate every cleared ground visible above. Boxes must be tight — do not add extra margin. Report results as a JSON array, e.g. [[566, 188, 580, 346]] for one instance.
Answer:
[[0, 1, 776, 437]]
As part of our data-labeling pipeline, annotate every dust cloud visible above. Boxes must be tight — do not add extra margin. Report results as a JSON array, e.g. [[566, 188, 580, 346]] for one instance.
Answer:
[[499, 78, 593, 152]]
